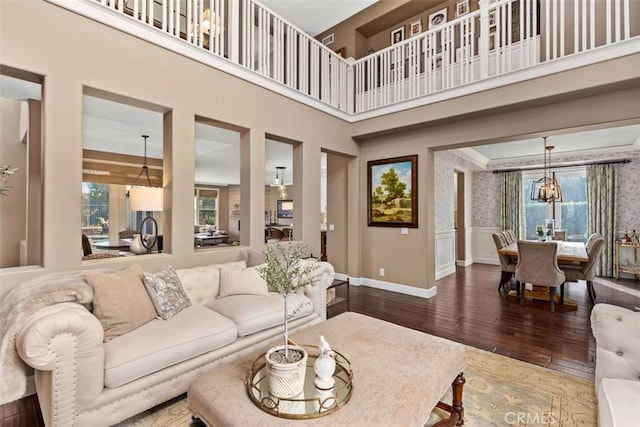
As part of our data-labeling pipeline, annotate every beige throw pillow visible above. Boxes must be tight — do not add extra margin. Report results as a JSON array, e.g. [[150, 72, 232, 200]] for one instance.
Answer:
[[218, 265, 269, 297], [85, 264, 157, 342]]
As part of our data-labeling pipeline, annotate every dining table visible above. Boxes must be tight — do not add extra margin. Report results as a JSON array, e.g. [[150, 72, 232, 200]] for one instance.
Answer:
[[498, 240, 589, 263], [498, 240, 589, 308]]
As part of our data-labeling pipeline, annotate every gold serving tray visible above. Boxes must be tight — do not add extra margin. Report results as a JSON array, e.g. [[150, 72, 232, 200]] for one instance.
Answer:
[[246, 345, 353, 419]]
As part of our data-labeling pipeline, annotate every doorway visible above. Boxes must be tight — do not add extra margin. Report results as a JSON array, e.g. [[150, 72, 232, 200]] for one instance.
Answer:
[[454, 171, 466, 265]]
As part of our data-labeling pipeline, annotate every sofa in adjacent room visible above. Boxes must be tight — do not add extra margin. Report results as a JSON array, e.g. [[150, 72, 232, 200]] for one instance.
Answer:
[[8, 258, 334, 426], [590, 303, 640, 426]]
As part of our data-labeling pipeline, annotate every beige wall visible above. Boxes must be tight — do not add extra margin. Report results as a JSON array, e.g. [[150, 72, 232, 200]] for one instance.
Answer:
[[0, 0, 638, 298], [326, 153, 350, 274], [0, 0, 357, 296], [0, 99, 26, 268]]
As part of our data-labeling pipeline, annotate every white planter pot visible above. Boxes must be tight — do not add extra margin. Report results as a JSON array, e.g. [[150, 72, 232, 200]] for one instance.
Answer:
[[265, 345, 307, 398]]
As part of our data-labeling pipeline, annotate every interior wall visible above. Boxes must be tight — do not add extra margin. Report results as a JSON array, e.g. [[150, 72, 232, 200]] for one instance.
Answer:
[[326, 153, 349, 275], [0, 98, 26, 268], [0, 0, 358, 296]]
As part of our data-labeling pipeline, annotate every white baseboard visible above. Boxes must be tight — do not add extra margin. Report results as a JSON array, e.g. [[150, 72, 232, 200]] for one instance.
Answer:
[[334, 272, 349, 281], [436, 264, 456, 280], [456, 259, 474, 267], [348, 276, 437, 299]]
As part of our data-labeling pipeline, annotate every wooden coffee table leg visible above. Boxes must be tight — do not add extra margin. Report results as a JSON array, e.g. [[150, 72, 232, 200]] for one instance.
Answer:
[[434, 372, 465, 426]]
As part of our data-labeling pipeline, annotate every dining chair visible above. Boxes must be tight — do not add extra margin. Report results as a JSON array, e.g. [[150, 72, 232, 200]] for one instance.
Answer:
[[492, 232, 517, 291], [515, 240, 566, 312], [503, 229, 516, 244], [81, 234, 121, 260], [560, 234, 605, 304]]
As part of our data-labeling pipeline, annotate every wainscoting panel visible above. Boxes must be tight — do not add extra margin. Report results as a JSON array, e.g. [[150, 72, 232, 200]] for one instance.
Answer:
[[436, 230, 457, 279], [471, 226, 501, 265]]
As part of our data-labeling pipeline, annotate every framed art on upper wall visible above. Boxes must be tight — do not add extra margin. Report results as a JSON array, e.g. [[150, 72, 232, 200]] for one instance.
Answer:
[[456, 0, 469, 17], [409, 20, 422, 37], [367, 155, 418, 227], [428, 7, 448, 30], [391, 27, 404, 44]]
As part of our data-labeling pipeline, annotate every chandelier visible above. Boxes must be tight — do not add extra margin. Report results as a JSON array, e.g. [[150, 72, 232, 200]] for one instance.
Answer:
[[530, 137, 562, 203], [128, 135, 163, 253]]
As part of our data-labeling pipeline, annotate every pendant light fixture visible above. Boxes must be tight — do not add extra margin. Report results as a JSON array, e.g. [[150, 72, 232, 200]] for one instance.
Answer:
[[530, 137, 562, 203], [128, 135, 163, 253]]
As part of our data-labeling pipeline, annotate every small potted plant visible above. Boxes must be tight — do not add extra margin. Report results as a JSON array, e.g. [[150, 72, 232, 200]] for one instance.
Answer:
[[257, 241, 320, 398]]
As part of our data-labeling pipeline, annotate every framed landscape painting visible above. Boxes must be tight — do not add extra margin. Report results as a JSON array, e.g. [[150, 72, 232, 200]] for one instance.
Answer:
[[367, 155, 418, 227]]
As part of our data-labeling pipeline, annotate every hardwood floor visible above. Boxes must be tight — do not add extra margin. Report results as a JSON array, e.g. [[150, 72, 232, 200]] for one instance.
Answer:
[[329, 263, 640, 382], [3, 263, 638, 425]]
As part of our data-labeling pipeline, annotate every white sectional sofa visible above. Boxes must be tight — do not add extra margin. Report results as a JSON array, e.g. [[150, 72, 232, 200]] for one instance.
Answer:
[[590, 303, 640, 427], [12, 259, 334, 426]]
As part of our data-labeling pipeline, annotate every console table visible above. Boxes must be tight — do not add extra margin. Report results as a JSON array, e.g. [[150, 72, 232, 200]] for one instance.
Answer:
[[616, 241, 640, 279]]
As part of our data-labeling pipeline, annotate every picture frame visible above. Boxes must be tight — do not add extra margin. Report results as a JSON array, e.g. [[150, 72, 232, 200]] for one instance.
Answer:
[[428, 7, 448, 30], [488, 10, 497, 28], [367, 155, 418, 228], [456, 0, 469, 17], [409, 20, 422, 37], [391, 27, 404, 44]]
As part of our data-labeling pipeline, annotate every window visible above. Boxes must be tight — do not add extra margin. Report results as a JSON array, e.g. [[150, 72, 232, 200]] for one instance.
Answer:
[[82, 183, 110, 235], [195, 188, 218, 226], [522, 167, 587, 241]]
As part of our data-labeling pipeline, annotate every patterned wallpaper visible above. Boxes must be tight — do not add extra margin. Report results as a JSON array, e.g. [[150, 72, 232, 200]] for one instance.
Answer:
[[469, 150, 640, 235], [471, 171, 501, 227], [434, 151, 483, 232]]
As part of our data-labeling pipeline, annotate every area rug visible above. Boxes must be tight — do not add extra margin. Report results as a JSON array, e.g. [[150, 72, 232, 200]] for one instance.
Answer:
[[594, 278, 640, 299], [116, 346, 596, 427]]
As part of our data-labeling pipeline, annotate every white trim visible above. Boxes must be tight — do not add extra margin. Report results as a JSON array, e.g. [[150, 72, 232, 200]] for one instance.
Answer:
[[352, 38, 640, 121], [453, 148, 490, 170], [457, 259, 474, 267], [348, 277, 437, 299], [44, 0, 640, 123], [333, 272, 349, 281], [435, 229, 457, 280]]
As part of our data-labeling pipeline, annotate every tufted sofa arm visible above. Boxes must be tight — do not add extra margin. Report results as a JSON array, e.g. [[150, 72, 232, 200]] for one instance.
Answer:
[[16, 302, 105, 427], [302, 261, 335, 321], [590, 303, 640, 389]]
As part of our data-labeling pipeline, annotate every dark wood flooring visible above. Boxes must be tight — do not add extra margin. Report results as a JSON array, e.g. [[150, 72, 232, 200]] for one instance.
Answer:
[[3, 263, 639, 425]]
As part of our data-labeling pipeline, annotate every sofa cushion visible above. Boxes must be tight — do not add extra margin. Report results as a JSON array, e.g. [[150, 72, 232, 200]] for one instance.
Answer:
[[176, 261, 247, 305], [143, 267, 192, 319], [218, 265, 268, 297], [103, 305, 237, 388], [598, 378, 640, 427], [85, 264, 157, 342], [207, 292, 313, 337]]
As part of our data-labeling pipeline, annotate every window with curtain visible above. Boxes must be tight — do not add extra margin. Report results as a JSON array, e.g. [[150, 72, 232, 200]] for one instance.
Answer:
[[522, 167, 587, 241]]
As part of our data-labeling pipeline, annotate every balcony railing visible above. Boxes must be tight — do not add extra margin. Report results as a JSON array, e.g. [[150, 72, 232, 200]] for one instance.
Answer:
[[52, 0, 638, 117]]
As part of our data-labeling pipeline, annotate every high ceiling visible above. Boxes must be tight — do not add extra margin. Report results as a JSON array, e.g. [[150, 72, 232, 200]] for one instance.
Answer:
[[259, 0, 378, 36]]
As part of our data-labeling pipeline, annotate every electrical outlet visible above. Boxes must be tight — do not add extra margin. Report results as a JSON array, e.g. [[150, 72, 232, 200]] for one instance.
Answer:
[[329, 224, 335, 231], [401, 227, 408, 235], [379, 268, 385, 276]]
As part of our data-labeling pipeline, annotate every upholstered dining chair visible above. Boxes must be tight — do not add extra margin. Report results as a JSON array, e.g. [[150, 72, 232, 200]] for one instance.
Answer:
[[82, 234, 121, 260], [560, 234, 605, 304], [492, 232, 517, 291], [503, 229, 516, 244], [515, 241, 566, 312]]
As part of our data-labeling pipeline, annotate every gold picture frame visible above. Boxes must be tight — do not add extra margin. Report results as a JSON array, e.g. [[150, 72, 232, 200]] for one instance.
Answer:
[[367, 155, 418, 227]]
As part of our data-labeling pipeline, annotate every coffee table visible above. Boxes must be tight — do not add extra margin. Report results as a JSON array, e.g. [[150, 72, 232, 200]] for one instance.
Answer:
[[188, 312, 466, 426]]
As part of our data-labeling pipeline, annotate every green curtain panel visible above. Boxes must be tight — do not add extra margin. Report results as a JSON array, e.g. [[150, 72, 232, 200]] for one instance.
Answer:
[[500, 171, 522, 239], [587, 163, 617, 277]]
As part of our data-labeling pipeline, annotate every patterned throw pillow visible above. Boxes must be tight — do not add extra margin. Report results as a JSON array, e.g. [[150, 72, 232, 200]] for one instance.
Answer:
[[143, 267, 192, 320]]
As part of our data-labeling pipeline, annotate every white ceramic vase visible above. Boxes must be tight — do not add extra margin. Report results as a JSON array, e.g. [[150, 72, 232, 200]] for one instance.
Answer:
[[265, 345, 307, 398], [129, 234, 146, 254], [313, 352, 336, 389]]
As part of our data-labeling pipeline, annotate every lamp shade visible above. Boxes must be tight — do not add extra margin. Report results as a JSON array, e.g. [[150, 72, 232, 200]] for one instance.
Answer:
[[129, 187, 163, 212]]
